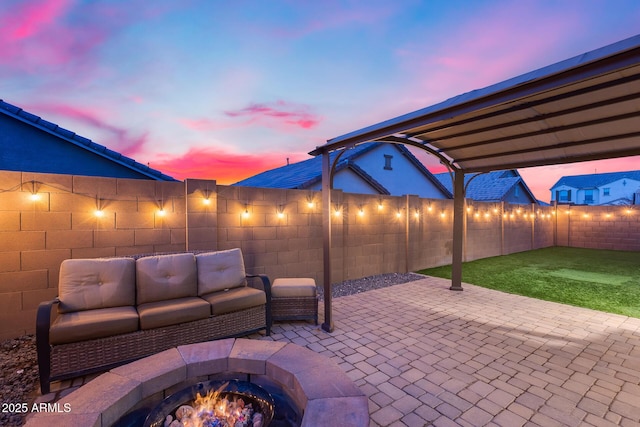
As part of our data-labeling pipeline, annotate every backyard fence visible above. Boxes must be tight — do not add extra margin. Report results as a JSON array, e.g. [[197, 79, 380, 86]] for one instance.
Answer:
[[1, 170, 638, 339]]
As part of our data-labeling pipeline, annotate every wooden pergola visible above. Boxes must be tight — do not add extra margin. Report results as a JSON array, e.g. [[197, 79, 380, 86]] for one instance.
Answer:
[[310, 34, 640, 332]]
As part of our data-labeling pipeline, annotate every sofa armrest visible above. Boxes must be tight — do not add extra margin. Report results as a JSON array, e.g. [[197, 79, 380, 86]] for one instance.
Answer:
[[36, 297, 59, 394], [246, 274, 272, 336]]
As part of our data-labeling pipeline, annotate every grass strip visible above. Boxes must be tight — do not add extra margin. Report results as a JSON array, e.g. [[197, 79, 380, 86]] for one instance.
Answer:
[[417, 247, 640, 318]]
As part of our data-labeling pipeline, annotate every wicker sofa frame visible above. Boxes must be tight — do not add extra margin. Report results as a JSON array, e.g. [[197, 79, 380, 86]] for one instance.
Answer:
[[36, 252, 272, 395]]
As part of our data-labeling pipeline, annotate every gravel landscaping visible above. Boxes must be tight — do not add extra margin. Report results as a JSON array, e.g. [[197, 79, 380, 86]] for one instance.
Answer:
[[0, 272, 425, 426]]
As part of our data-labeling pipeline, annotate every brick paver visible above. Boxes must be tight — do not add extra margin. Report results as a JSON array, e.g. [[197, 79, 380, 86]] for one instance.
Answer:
[[44, 276, 640, 426]]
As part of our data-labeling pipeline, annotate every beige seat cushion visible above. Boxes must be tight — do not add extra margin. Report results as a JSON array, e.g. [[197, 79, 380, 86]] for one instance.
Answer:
[[137, 297, 210, 330], [196, 248, 247, 295], [58, 258, 136, 313], [201, 287, 266, 316], [50, 306, 139, 344], [272, 278, 317, 298], [136, 253, 197, 304]]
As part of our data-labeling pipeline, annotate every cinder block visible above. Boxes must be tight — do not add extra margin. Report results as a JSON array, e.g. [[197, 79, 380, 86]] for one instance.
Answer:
[[46, 230, 93, 249], [21, 211, 71, 231], [134, 229, 171, 246], [22, 288, 58, 310], [116, 213, 154, 229], [95, 230, 135, 247], [0, 308, 36, 336], [186, 212, 217, 228], [116, 177, 157, 197], [22, 172, 73, 193], [50, 192, 93, 212], [0, 191, 49, 211], [156, 181, 184, 198], [0, 231, 45, 251], [0, 251, 20, 273], [0, 170, 21, 191], [0, 292, 22, 313], [73, 176, 118, 195], [0, 270, 48, 292], [253, 226, 277, 240], [172, 228, 189, 244], [217, 213, 241, 227], [71, 247, 115, 259], [22, 249, 70, 271], [240, 239, 266, 254], [73, 211, 116, 230], [0, 211, 20, 230]]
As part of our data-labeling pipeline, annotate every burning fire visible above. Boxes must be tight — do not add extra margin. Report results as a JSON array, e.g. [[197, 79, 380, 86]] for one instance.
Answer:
[[163, 382, 264, 427]]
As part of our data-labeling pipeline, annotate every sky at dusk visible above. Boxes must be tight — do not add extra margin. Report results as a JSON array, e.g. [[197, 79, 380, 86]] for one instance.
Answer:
[[2, 0, 640, 202]]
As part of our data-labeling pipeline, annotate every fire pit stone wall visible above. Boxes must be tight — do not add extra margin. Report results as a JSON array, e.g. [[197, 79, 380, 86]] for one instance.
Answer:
[[25, 338, 369, 427]]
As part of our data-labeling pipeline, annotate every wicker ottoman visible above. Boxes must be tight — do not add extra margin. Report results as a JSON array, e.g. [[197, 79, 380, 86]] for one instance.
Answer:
[[271, 278, 318, 324]]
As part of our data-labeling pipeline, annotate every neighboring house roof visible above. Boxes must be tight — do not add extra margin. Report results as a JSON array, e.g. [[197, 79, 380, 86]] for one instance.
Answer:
[[434, 170, 538, 204], [550, 170, 640, 190], [234, 142, 452, 197], [0, 99, 176, 181]]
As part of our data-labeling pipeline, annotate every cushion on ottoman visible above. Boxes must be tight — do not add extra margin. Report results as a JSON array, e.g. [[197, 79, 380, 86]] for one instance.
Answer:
[[271, 278, 317, 298], [50, 306, 139, 344], [137, 297, 210, 330]]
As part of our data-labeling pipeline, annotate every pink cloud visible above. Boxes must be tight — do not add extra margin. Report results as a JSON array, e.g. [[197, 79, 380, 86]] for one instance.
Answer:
[[24, 102, 148, 157], [225, 100, 321, 130], [150, 147, 309, 183]]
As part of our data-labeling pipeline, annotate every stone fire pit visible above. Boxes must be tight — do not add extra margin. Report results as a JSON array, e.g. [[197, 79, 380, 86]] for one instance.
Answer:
[[25, 338, 368, 427]]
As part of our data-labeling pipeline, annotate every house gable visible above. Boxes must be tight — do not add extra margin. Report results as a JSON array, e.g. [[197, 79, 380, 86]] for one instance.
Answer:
[[0, 100, 175, 181], [234, 142, 451, 198]]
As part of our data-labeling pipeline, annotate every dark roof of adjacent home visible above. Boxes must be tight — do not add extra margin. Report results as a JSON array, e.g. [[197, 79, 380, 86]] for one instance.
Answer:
[[550, 170, 640, 190], [0, 99, 176, 181], [434, 170, 537, 203], [234, 142, 452, 197]]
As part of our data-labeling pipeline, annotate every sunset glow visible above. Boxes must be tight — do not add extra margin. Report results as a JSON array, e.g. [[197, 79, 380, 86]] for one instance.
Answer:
[[2, 0, 639, 198]]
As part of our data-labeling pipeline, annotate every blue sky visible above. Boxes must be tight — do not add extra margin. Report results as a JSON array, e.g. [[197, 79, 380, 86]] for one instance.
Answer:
[[2, 0, 640, 201]]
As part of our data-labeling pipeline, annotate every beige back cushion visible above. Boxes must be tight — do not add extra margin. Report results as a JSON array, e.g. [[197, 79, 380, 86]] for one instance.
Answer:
[[58, 258, 136, 313], [136, 253, 197, 304], [196, 248, 247, 295]]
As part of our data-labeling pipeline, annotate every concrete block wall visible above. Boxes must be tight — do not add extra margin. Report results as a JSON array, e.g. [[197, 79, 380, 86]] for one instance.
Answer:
[[5, 169, 638, 340], [557, 205, 640, 251], [0, 172, 216, 340]]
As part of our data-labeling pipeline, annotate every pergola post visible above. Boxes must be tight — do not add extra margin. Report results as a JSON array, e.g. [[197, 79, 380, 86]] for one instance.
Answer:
[[450, 169, 465, 291], [321, 151, 334, 332]]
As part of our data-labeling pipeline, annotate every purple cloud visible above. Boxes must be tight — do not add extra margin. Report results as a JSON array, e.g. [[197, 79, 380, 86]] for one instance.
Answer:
[[224, 100, 321, 130]]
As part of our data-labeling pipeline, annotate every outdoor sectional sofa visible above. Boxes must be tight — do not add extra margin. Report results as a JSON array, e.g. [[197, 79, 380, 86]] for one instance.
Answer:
[[36, 248, 272, 394]]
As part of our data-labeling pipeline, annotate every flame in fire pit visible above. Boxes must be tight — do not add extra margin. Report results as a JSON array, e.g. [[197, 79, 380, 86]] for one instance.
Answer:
[[144, 380, 274, 427]]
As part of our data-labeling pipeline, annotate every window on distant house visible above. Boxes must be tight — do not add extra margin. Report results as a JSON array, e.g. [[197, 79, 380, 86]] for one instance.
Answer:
[[584, 189, 594, 204], [384, 154, 393, 170], [558, 190, 570, 202], [603, 188, 610, 196]]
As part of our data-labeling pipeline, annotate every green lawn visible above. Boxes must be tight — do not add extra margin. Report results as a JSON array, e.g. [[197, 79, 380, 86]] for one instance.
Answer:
[[417, 247, 640, 318]]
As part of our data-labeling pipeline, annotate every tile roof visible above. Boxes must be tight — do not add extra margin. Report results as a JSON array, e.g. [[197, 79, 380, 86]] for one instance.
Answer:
[[551, 170, 640, 190], [0, 99, 176, 181], [434, 170, 534, 203]]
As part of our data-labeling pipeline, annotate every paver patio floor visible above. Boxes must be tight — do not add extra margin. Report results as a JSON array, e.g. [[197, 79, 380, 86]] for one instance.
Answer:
[[258, 275, 640, 426], [45, 275, 640, 426]]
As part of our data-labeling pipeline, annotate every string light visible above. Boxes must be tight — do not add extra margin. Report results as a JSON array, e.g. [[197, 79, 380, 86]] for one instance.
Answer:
[[157, 209, 166, 217], [29, 193, 40, 201], [203, 198, 211, 205], [94, 210, 104, 218]]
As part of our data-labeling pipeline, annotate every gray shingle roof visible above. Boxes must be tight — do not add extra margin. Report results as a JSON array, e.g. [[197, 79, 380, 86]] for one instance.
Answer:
[[551, 170, 640, 190], [234, 142, 452, 197], [0, 99, 176, 181], [434, 170, 532, 202], [235, 143, 389, 189]]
